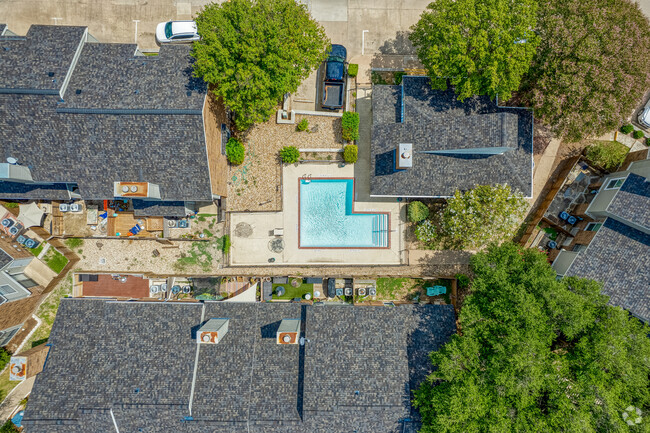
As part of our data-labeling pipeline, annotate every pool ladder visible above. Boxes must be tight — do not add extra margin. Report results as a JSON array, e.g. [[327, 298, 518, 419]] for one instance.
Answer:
[[303, 174, 312, 184]]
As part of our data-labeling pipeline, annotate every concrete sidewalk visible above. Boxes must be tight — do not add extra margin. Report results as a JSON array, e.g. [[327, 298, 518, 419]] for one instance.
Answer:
[[0, 376, 34, 422]]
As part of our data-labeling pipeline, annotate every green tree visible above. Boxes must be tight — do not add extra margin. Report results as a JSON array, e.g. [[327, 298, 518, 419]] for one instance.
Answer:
[[522, 0, 650, 142], [415, 243, 650, 433], [192, 0, 330, 130], [409, 0, 539, 101], [343, 145, 358, 164], [427, 184, 527, 249]]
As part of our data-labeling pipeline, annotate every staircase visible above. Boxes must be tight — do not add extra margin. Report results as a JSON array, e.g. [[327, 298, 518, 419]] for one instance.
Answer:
[[372, 214, 389, 247]]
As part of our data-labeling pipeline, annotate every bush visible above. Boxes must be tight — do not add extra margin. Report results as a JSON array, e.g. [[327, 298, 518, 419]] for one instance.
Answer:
[[632, 129, 644, 139], [455, 273, 470, 290], [341, 111, 360, 142], [647, 137, 650, 147], [0, 420, 19, 433], [0, 347, 10, 371], [585, 141, 629, 170], [408, 201, 429, 222], [343, 145, 358, 163], [620, 124, 634, 134], [225, 138, 245, 165], [296, 118, 309, 132], [280, 146, 300, 164], [347, 64, 358, 77], [415, 219, 437, 245]]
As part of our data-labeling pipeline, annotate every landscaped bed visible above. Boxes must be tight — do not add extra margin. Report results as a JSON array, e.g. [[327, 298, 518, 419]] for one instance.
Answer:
[[375, 277, 452, 303], [271, 282, 313, 300]]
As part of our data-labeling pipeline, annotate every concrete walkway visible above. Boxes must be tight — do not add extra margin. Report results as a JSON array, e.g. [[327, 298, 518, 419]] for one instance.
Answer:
[[0, 376, 34, 421]]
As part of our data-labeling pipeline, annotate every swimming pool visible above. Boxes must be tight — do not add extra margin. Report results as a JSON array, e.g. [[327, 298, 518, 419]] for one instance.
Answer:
[[299, 178, 389, 248]]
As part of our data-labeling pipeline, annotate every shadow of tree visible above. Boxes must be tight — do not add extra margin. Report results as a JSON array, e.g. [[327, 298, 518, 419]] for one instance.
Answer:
[[370, 31, 417, 70]]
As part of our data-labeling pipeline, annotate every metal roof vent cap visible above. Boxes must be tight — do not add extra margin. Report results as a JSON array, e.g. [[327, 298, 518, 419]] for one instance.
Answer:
[[6, 157, 18, 165], [122, 185, 129, 193], [131, 185, 138, 193]]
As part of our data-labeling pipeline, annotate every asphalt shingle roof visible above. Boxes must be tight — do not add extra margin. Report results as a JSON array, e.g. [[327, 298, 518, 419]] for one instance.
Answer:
[[132, 200, 187, 217], [371, 76, 533, 197], [0, 26, 212, 203], [23, 299, 456, 432], [0, 25, 86, 93], [0, 181, 71, 200], [0, 94, 211, 200], [566, 217, 650, 323], [607, 173, 650, 231], [61, 44, 205, 112], [0, 247, 13, 269]]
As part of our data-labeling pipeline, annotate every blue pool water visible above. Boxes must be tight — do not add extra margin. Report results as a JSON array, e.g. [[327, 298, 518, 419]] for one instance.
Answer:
[[299, 178, 389, 248]]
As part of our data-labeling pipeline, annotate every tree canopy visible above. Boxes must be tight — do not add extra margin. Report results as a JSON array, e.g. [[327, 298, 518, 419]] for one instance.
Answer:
[[409, 0, 539, 101], [416, 184, 528, 249], [522, 0, 650, 142], [415, 243, 650, 433], [192, 0, 330, 131]]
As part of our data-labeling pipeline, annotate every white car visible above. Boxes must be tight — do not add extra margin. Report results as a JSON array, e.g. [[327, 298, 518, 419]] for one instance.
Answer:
[[155, 21, 200, 45], [639, 99, 650, 128]]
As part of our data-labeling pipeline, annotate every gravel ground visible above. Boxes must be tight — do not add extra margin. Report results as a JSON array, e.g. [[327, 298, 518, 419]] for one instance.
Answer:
[[76, 237, 470, 277], [228, 115, 345, 212]]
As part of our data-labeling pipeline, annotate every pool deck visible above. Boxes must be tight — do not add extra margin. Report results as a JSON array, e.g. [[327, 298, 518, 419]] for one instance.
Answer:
[[230, 162, 405, 266]]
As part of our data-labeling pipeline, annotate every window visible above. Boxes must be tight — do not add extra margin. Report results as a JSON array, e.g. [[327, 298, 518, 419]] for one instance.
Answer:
[[0, 285, 16, 295], [572, 244, 587, 252], [172, 33, 194, 40], [605, 177, 625, 190], [585, 222, 602, 232], [164, 22, 173, 39]]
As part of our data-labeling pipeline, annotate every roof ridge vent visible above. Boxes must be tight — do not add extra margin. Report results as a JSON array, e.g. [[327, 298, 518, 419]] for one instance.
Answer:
[[277, 318, 300, 345], [197, 318, 229, 344]]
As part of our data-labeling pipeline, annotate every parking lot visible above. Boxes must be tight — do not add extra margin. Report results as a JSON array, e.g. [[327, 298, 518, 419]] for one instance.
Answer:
[[0, 0, 430, 54]]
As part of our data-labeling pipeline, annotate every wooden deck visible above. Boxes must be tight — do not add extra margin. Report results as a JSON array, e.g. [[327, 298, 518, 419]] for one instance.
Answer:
[[107, 212, 159, 237], [203, 93, 229, 198]]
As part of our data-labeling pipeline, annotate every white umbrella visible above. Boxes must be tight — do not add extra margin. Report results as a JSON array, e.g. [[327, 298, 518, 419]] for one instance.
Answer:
[[17, 202, 45, 228]]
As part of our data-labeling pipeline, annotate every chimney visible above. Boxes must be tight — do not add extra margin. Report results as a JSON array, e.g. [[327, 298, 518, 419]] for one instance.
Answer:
[[197, 318, 229, 344], [396, 143, 413, 170], [277, 319, 300, 345]]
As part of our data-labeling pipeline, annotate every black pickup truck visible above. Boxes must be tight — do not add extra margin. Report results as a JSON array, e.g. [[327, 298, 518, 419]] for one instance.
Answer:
[[321, 44, 347, 110]]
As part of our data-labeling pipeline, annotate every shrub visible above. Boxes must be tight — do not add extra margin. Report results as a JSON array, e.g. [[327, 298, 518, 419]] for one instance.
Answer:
[[0, 420, 19, 433], [347, 64, 358, 77], [620, 124, 634, 134], [296, 118, 309, 132], [280, 146, 300, 164], [585, 141, 629, 170], [647, 137, 650, 147], [632, 129, 644, 139], [408, 201, 429, 222], [341, 111, 360, 142], [343, 145, 358, 163], [415, 219, 437, 245], [455, 273, 470, 289], [0, 347, 10, 371], [394, 71, 406, 85], [3, 202, 18, 209], [226, 138, 245, 165]]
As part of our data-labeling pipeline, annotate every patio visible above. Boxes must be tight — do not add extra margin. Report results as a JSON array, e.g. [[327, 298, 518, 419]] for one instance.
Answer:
[[227, 114, 345, 212], [229, 162, 405, 265]]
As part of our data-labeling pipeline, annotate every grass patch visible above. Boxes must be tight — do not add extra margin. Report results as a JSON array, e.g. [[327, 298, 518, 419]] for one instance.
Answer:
[[215, 235, 230, 254], [2, 202, 18, 209], [28, 242, 45, 257], [42, 247, 68, 274], [585, 140, 629, 171], [23, 276, 72, 350], [143, 52, 158, 56], [271, 282, 313, 300], [376, 278, 420, 299], [175, 241, 214, 272], [542, 226, 558, 240], [0, 369, 20, 405], [202, 229, 213, 238], [64, 238, 84, 249]]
